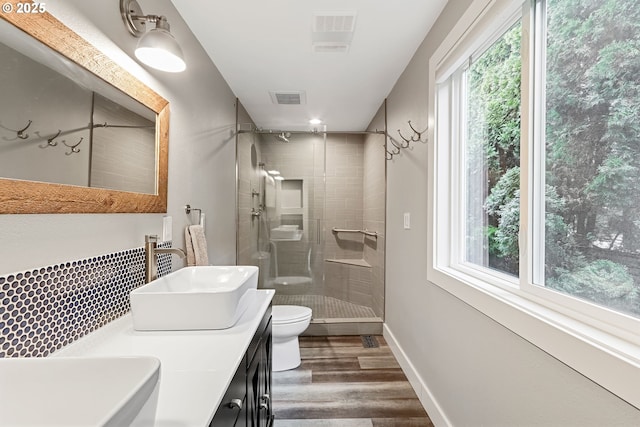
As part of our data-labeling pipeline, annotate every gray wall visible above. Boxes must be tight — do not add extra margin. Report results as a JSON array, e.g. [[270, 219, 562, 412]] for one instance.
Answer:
[[0, 0, 238, 276], [379, 0, 640, 425]]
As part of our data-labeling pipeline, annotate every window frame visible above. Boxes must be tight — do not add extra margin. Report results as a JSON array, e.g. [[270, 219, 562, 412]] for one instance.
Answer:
[[435, 0, 524, 292], [428, 0, 640, 410]]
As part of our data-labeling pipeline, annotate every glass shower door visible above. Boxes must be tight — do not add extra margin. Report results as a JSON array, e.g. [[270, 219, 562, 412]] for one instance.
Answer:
[[259, 132, 326, 316], [237, 126, 386, 329]]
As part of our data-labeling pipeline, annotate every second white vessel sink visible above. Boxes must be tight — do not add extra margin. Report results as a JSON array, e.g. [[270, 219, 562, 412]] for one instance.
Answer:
[[0, 356, 160, 427], [130, 265, 259, 331]]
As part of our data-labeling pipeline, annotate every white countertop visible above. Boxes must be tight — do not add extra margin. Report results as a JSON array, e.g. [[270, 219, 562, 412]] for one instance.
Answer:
[[53, 289, 275, 427]]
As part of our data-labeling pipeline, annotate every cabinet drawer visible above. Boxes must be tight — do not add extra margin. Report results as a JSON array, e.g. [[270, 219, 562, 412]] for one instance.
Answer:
[[211, 354, 247, 427]]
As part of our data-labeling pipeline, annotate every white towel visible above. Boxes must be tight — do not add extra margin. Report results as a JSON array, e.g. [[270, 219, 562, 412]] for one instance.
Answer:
[[185, 225, 209, 266]]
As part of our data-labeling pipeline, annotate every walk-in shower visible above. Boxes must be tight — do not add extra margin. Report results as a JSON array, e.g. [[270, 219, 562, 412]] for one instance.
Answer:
[[237, 124, 386, 335]]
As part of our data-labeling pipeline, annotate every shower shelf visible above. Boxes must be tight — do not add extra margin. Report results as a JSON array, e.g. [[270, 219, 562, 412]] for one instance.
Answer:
[[325, 258, 371, 268], [270, 236, 303, 242]]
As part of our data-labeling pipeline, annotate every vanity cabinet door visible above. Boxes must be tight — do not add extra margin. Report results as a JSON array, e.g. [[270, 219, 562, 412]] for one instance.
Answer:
[[210, 355, 247, 427], [247, 348, 260, 427]]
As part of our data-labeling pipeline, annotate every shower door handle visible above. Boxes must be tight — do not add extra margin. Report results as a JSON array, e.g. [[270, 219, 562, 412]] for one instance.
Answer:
[[316, 219, 321, 244]]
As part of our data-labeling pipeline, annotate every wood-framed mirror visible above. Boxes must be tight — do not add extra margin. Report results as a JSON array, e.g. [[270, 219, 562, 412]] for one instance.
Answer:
[[0, 2, 169, 214]]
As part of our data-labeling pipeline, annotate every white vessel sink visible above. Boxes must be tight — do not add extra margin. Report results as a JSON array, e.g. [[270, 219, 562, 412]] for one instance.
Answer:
[[271, 225, 303, 240], [0, 356, 160, 426], [130, 265, 259, 331]]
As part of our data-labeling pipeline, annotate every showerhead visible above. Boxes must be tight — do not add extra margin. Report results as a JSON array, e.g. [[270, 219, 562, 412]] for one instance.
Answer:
[[276, 132, 290, 143]]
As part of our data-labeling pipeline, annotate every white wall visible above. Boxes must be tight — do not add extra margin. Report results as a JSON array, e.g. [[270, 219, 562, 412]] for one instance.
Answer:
[[0, 0, 237, 276], [381, 0, 640, 425]]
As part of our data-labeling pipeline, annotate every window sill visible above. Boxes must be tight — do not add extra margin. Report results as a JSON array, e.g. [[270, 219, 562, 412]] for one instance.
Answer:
[[428, 266, 640, 409]]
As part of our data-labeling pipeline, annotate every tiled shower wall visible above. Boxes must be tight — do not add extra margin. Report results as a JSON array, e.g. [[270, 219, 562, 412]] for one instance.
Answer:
[[0, 244, 172, 358], [325, 134, 365, 261]]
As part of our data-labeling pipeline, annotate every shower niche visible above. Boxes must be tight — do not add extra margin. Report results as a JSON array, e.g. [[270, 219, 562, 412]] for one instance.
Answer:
[[237, 126, 385, 335]]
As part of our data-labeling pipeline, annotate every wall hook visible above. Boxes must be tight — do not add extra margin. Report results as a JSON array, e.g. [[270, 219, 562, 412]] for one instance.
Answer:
[[384, 134, 404, 160], [407, 120, 428, 143], [389, 136, 403, 153], [63, 137, 83, 155], [396, 129, 412, 148], [16, 120, 32, 140], [39, 129, 62, 148]]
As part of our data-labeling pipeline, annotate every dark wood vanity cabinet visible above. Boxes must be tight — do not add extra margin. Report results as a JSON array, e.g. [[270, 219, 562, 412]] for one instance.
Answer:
[[211, 306, 273, 427]]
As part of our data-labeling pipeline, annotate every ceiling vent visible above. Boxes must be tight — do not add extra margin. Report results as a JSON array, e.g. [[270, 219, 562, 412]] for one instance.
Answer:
[[312, 43, 350, 54], [312, 11, 356, 53], [313, 12, 357, 33], [269, 91, 307, 105]]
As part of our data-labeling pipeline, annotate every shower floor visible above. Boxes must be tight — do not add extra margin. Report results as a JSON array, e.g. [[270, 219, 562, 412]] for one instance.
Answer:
[[272, 294, 380, 322]]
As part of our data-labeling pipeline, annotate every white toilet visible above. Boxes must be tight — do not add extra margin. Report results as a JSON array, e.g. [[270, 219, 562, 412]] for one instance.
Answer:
[[271, 305, 312, 371]]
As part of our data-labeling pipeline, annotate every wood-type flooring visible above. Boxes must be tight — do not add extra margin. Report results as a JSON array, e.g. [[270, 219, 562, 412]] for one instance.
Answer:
[[272, 335, 434, 427]]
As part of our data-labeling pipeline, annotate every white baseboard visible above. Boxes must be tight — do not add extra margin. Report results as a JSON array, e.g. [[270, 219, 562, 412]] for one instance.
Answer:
[[383, 324, 451, 427]]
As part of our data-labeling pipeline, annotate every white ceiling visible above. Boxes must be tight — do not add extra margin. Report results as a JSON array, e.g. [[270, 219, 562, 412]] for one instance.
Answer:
[[170, 0, 448, 131]]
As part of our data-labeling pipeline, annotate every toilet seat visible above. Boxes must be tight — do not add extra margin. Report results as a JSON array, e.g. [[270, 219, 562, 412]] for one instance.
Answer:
[[272, 305, 312, 325]]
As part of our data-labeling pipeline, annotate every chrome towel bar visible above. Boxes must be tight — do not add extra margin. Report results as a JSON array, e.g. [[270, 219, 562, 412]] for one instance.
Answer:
[[331, 227, 379, 238]]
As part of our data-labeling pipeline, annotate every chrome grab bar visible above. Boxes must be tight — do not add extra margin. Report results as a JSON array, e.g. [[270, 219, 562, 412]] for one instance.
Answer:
[[331, 227, 379, 238]]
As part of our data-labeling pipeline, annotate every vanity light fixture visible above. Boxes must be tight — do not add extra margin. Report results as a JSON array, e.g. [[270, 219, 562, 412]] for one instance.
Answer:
[[120, 0, 186, 73], [268, 170, 281, 175]]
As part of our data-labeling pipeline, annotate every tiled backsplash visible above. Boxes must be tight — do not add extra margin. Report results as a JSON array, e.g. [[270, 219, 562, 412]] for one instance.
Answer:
[[0, 244, 172, 358]]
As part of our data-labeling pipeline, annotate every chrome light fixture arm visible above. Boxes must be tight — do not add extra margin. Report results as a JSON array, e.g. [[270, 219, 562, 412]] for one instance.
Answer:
[[121, 0, 155, 37]]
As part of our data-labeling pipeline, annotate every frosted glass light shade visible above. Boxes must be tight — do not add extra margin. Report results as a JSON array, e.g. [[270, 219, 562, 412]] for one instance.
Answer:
[[135, 28, 186, 73]]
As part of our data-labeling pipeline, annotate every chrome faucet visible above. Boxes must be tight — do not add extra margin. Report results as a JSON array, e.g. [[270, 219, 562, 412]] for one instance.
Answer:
[[145, 235, 186, 283]]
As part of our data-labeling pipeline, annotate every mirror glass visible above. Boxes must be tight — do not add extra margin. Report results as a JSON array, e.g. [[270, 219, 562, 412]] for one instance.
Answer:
[[0, 9, 168, 213]]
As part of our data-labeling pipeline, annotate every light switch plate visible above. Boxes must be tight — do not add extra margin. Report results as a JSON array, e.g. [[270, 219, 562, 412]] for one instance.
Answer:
[[404, 212, 411, 230], [162, 216, 172, 241]]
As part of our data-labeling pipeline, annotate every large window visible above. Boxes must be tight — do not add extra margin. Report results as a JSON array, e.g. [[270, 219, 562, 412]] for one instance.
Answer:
[[435, 0, 640, 326]]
